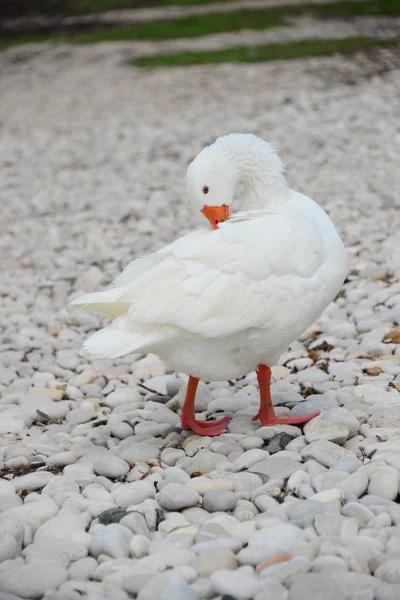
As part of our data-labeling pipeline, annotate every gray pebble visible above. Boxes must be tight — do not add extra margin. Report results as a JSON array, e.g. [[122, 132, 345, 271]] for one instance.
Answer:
[[267, 433, 295, 454], [89, 524, 132, 558], [250, 457, 305, 479], [289, 573, 346, 600], [93, 455, 129, 479], [118, 443, 160, 462], [160, 584, 198, 600], [202, 490, 237, 512], [158, 484, 200, 511]]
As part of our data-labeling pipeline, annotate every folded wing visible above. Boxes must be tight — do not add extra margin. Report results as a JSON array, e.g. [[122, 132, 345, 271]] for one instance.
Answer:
[[71, 210, 324, 340]]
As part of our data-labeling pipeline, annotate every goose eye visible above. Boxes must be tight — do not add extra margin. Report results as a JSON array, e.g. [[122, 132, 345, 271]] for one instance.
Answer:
[[202, 186, 209, 194]]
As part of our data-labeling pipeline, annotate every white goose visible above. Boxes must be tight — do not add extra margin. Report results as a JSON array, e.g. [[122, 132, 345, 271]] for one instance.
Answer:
[[71, 134, 348, 436]]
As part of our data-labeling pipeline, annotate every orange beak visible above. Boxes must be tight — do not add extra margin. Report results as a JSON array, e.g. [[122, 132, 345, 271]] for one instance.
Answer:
[[201, 204, 230, 230]]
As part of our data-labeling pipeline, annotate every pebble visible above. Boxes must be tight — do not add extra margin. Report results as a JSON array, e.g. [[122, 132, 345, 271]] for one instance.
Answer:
[[267, 433, 295, 454], [192, 548, 237, 576], [301, 441, 356, 468], [338, 471, 369, 498], [285, 499, 337, 526], [290, 394, 338, 416], [126, 573, 179, 599], [259, 556, 311, 583], [304, 419, 350, 445], [160, 584, 198, 600], [68, 556, 98, 581], [210, 568, 262, 599], [311, 556, 349, 572], [158, 484, 201, 511], [289, 573, 346, 600], [93, 455, 129, 479], [0, 562, 67, 599], [341, 503, 375, 526], [0, 536, 19, 562], [368, 467, 400, 501], [375, 561, 400, 584], [118, 443, 160, 462], [89, 524, 133, 558], [192, 538, 243, 554], [11, 472, 54, 493], [249, 457, 304, 479], [130, 534, 151, 557], [254, 578, 289, 600], [238, 524, 304, 565], [185, 477, 234, 495], [233, 449, 269, 469], [224, 473, 263, 496], [202, 490, 237, 513], [376, 584, 400, 600]]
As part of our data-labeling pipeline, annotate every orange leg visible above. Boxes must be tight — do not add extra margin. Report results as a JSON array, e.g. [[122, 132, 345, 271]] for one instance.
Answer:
[[181, 375, 232, 436], [252, 364, 320, 426]]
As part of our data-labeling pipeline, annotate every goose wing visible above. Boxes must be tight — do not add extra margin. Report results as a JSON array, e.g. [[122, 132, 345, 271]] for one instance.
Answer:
[[72, 211, 325, 338]]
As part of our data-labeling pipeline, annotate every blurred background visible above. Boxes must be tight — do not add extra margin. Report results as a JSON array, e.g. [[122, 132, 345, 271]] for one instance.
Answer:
[[1, 0, 399, 298], [1, 0, 399, 65]]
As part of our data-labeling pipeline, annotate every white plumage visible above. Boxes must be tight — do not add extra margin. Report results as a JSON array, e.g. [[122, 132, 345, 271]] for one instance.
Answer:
[[71, 133, 347, 433]]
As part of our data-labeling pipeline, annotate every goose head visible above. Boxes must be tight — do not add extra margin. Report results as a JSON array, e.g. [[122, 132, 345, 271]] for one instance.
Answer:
[[186, 133, 287, 229], [186, 140, 237, 230]]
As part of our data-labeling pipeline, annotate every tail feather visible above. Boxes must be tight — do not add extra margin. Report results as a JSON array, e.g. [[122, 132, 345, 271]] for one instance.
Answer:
[[80, 327, 144, 360], [70, 289, 129, 318], [80, 315, 174, 360]]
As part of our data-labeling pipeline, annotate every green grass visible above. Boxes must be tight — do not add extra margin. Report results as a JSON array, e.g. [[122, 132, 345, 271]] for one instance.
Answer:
[[1, 0, 400, 50], [49, 0, 400, 9], [132, 36, 400, 67], [74, 10, 287, 42], [69, 0, 400, 16]]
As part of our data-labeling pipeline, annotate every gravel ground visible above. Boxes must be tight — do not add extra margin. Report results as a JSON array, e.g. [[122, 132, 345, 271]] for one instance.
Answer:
[[1, 41, 400, 600]]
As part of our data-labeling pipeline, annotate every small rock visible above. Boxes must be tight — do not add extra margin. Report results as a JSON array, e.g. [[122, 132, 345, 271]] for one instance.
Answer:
[[68, 556, 98, 581], [259, 556, 311, 583], [11, 472, 54, 493], [93, 455, 129, 479], [203, 490, 237, 513], [118, 443, 160, 463], [368, 467, 400, 501], [249, 457, 304, 479], [158, 484, 200, 511], [185, 477, 234, 495], [291, 395, 338, 416], [0, 562, 67, 599], [98, 508, 129, 525], [375, 561, 400, 584], [341, 503, 375, 526], [254, 578, 289, 600], [0, 536, 18, 562], [238, 524, 304, 565], [338, 471, 369, 498], [193, 548, 237, 576], [89, 524, 132, 558], [301, 441, 356, 468], [289, 573, 346, 600], [160, 584, 197, 600], [267, 433, 294, 454], [376, 584, 400, 600], [304, 419, 350, 445], [210, 568, 261, 599], [311, 556, 349, 573]]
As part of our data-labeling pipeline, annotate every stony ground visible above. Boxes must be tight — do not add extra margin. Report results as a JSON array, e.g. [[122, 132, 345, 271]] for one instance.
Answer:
[[1, 30, 400, 600]]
